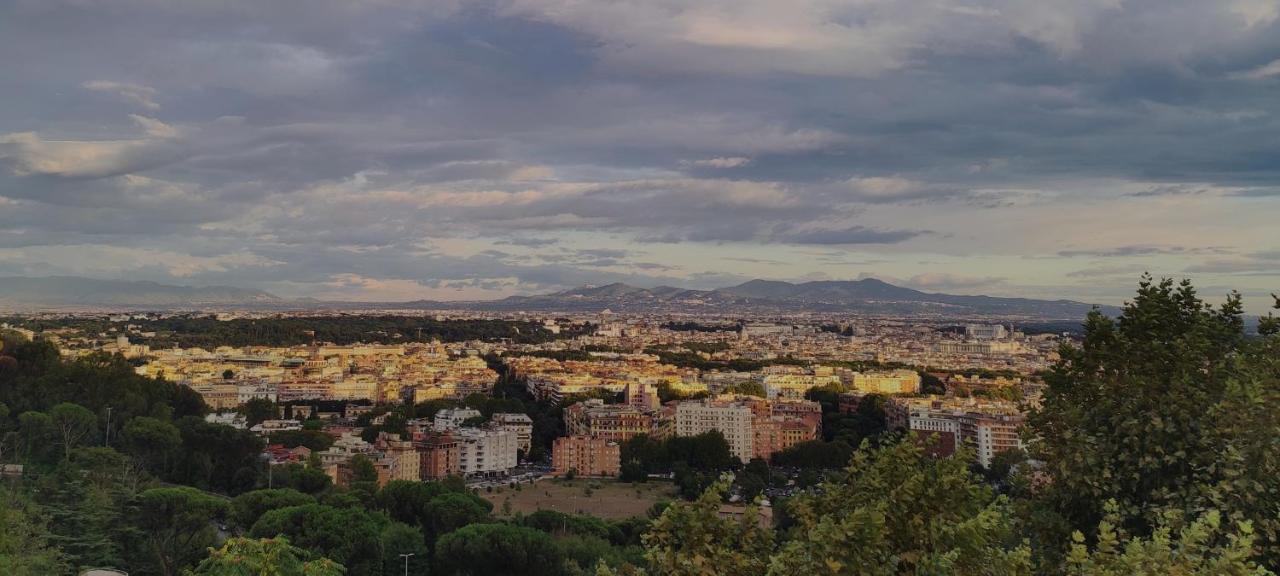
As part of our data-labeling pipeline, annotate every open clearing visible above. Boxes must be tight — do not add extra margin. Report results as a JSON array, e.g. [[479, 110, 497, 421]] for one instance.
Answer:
[[480, 478, 677, 520]]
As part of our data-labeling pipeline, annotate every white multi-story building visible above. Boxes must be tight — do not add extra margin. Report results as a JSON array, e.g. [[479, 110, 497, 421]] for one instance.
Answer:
[[454, 428, 518, 477], [434, 408, 482, 431], [674, 400, 754, 462], [490, 413, 533, 455], [890, 397, 1024, 467], [965, 324, 1009, 340]]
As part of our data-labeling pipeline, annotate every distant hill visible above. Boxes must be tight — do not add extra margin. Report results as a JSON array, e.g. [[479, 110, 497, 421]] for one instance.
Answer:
[[464, 278, 1120, 319], [0, 275, 1119, 320], [0, 277, 281, 308]]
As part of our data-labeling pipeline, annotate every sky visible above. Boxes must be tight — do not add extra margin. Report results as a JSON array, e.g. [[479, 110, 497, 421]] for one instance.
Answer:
[[1, 0, 1278, 311]]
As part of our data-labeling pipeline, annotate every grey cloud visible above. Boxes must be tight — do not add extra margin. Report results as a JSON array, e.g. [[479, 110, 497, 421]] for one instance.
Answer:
[[1058, 246, 1234, 258], [773, 225, 926, 245], [1, 0, 1279, 302]]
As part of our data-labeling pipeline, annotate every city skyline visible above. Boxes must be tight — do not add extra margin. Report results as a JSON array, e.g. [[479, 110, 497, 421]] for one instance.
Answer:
[[2, 1, 1279, 312]]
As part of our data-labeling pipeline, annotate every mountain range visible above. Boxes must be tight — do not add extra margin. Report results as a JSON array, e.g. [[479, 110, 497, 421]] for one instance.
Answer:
[[0, 276, 1119, 319], [0, 276, 281, 308]]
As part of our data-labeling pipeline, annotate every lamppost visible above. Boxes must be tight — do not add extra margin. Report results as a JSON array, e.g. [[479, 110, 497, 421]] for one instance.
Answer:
[[398, 553, 415, 576]]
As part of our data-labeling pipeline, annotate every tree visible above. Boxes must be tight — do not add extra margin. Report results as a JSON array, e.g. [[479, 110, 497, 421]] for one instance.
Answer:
[[380, 523, 429, 576], [250, 504, 386, 576], [434, 523, 563, 576], [1028, 277, 1260, 564], [643, 440, 1033, 576], [422, 492, 492, 544], [241, 398, 277, 427], [1203, 293, 1280, 568], [0, 490, 69, 576], [16, 410, 53, 463], [770, 440, 1031, 575], [375, 480, 450, 527], [643, 475, 773, 576], [190, 536, 346, 576], [231, 489, 317, 530], [122, 416, 181, 474], [135, 486, 229, 576], [48, 402, 96, 461], [349, 454, 378, 484], [1064, 503, 1269, 576]]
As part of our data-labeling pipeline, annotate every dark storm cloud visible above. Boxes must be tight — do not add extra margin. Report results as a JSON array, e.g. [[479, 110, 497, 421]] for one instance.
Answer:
[[1, 0, 1279, 299]]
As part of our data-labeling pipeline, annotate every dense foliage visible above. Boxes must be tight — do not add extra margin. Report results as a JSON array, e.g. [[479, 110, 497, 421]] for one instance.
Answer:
[[1028, 277, 1280, 568]]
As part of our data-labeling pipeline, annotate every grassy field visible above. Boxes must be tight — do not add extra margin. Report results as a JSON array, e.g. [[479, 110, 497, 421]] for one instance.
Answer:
[[480, 478, 677, 519]]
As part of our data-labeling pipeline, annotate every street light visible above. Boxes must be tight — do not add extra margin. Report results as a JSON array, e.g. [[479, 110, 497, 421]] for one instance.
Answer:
[[398, 553, 415, 576]]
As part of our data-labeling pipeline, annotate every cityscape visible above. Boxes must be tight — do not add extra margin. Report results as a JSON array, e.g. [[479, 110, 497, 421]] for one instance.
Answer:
[[3, 1, 1280, 575]]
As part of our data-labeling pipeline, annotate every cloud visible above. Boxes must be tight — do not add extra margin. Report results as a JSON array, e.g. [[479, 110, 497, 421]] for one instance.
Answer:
[[1058, 246, 1234, 258], [1, 0, 1279, 307], [83, 80, 160, 109], [683, 156, 751, 168], [0, 130, 186, 180], [1184, 251, 1280, 275], [773, 225, 926, 245]]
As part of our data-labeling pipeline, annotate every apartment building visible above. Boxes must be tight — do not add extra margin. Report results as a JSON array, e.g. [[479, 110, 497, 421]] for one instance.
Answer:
[[552, 435, 621, 478], [491, 412, 534, 455], [454, 428, 518, 477], [848, 370, 921, 395], [563, 399, 655, 442], [415, 431, 461, 480], [675, 399, 754, 462], [888, 396, 1025, 467]]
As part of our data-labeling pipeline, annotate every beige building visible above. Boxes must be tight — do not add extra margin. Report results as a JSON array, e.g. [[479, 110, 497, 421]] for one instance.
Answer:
[[849, 370, 921, 395]]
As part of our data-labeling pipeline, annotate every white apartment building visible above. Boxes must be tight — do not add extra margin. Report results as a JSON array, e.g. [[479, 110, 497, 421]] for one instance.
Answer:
[[490, 413, 533, 455], [675, 400, 754, 462], [454, 428, 518, 477], [891, 397, 1025, 467], [434, 408, 482, 431]]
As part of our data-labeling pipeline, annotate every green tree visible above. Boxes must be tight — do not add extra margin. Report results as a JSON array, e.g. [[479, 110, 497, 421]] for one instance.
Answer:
[[770, 440, 1031, 575], [643, 475, 773, 576], [375, 480, 450, 527], [231, 489, 317, 531], [0, 490, 69, 576], [122, 415, 182, 474], [250, 504, 386, 576], [49, 402, 97, 461], [1204, 293, 1280, 567], [380, 523, 429, 576], [136, 486, 229, 576], [16, 410, 54, 463], [241, 398, 278, 428], [1028, 277, 1264, 564], [1064, 503, 1269, 576], [422, 492, 493, 544], [190, 536, 346, 576], [349, 454, 378, 484], [434, 523, 563, 576]]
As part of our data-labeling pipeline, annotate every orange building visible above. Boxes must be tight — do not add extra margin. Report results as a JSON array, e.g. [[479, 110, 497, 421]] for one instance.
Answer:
[[552, 435, 621, 478], [415, 432, 461, 480]]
